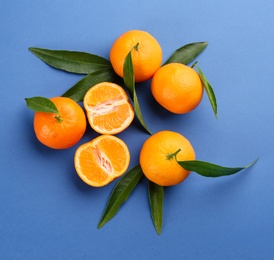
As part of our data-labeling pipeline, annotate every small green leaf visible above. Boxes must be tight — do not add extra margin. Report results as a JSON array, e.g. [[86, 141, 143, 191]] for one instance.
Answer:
[[123, 46, 151, 134], [196, 65, 218, 119], [177, 158, 258, 177], [148, 181, 164, 235], [62, 68, 116, 102], [25, 96, 59, 114], [98, 165, 143, 229], [164, 42, 208, 65], [29, 47, 112, 74]]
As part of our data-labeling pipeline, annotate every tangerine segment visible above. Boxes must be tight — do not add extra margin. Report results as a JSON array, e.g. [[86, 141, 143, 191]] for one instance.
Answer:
[[84, 82, 134, 135], [74, 135, 130, 187], [110, 30, 162, 82], [140, 130, 195, 186], [34, 97, 86, 149]]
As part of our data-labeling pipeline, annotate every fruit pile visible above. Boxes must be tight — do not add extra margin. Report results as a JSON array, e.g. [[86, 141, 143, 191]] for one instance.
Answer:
[[25, 30, 256, 234]]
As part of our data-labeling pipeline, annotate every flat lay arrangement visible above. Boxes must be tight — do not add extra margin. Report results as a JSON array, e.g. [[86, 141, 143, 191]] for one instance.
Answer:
[[2, 1, 273, 259], [25, 30, 257, 235]]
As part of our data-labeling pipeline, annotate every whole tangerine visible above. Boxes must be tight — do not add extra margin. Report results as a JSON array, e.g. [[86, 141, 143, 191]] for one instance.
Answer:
[[139, 130, 196, 186], [151, 63, 203, 114], [110, 30, 162, 82], [33, 97, 86, 149]]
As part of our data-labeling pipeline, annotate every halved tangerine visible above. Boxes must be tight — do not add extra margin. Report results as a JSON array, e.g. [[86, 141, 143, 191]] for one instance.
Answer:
[[74, 135, 130, 187], [83, 82, 134, 134]]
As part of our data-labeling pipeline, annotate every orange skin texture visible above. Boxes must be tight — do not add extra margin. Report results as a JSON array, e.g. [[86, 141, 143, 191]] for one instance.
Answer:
[[140, 130, 196, 186], [151, 63, 204, 114], [34, 97, 86, 149], [110, 30, 162, 82], [74, 135, 130, 187]]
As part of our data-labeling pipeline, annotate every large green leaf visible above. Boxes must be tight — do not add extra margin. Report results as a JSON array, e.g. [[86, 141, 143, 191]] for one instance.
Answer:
[[123, 50, 134, 98], [97, 165, 143, 229], [148, 181, 164, 235], [61, 68, 116, 102], [123, 47, 151, 134], [177, 159, 258, 177], [164, 42, 208, 65], [29, 47, 112, 74]]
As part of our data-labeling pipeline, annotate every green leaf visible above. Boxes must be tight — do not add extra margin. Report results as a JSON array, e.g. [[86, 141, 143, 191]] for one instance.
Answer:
[[164, 42, 208, 65], [61, 68, 116, 102], [132, 89, 152, 134], [123, 46, 151, 134], [196, 65, 218, 119], [123, 50, 134, 98], [29, 47, 112, 74], [25, 96, 59, 114], [97, 165, 143, 229], [148, 181, 164, 235], [177, 158, 258, 177]]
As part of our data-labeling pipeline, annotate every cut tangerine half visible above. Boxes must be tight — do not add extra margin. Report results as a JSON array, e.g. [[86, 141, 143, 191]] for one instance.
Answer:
[[74, 135, 130, 187], [83, 82, 134, 134]]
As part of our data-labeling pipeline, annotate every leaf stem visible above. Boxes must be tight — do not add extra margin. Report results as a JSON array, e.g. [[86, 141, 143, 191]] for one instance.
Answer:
[[166, 148, 181, 160], [54, 114, 63, 123], [191, 61, 198, 68], [133, 42, 140, 51]]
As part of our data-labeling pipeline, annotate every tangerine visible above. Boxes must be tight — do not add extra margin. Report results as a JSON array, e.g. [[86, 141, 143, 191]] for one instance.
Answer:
[[33, 97, 86, 149], [139, 130, 195, 186], [151, 63, 203, 114], [110, 30, 162, 82], [83, 82, 134, 135], [74, 135, 130, 187]]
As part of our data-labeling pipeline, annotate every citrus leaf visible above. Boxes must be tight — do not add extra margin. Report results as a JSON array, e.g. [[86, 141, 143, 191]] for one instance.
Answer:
[[196, 65, 218, 119], [123, 50, 134, 98], [148, 181, 164, 235], [123, 47, 151, 134], [25, 96, 59, 114], [29, 47, 112, 74], [97, 165, 143, 229], [177, 158, 258, 177], [61, 68, 116, 102], [132, 88, 152, 134], [164, 42, 208, 65]]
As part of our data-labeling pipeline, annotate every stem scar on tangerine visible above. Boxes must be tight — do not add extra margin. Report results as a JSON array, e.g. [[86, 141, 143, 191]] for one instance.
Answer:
[[166, 148, 182, 160]]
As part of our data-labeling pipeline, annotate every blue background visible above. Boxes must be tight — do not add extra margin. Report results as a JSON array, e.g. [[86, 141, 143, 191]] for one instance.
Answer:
[[1, 0, 274, 259]]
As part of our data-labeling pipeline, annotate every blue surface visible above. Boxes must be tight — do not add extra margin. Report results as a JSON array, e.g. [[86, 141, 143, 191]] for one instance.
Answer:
[[1, 0, 274, 259]]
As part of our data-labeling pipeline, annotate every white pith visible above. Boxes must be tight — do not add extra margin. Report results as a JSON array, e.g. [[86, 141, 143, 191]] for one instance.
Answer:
[[93, 145, 113, 174], [87, 96, 124, 116]]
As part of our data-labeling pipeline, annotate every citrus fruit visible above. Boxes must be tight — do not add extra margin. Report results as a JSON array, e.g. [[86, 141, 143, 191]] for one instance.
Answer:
[[110, 30, 162, 82], [151, 63, 203, 114], [74, 135, 130, 187], [139, 130, 195, 186], [33, 97, 86, 149], [83, 82, 134, 135]]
